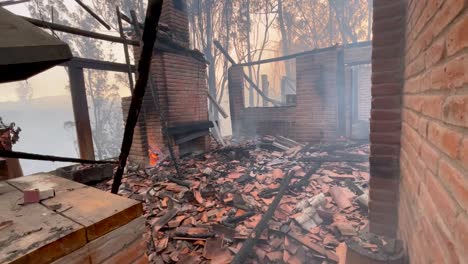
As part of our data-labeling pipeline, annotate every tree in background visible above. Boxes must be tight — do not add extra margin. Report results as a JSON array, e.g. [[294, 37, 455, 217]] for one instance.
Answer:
[[187, 0, 372, 109], [27, 0, 141, 160], [15, 81, 33, 102]]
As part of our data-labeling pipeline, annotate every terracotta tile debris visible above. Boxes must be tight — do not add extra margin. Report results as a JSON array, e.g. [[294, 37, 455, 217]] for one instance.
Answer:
[[96, 137, 372, 263]]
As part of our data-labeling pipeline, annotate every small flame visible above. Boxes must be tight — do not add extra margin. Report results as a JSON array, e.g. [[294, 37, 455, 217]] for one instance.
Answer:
[[148, 146, 162, 167]]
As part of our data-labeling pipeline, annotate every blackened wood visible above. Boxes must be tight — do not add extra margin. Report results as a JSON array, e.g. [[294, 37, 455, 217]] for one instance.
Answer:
[[62, 57, 136, 73], [207, 92, 228, 119], [0, 150, 117, 164], [231, 170, 295, 264], [174, 130, 209, 145], [111, 0, 164, 194], [166, 121, 214, 136], [213, 40, 281, 107], [68, 66, 95, 160], [116, 6, 134, 92], [21, 16, 139, 46], [74, 0, 111, 30]]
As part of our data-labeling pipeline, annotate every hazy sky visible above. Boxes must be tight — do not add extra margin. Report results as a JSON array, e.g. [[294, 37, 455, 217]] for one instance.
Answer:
[[0, 1, 132, 103]]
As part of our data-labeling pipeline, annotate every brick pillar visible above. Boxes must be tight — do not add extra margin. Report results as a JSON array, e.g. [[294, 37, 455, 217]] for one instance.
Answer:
[[369, 0, 406, 237], [228, 66, 245, 138]]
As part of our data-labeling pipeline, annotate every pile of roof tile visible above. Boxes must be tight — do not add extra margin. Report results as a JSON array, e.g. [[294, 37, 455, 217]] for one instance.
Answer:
[[96, 137, 373, 264]]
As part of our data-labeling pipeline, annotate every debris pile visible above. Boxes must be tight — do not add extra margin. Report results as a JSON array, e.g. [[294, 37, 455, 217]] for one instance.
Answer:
[[97, 137, 373, 263]]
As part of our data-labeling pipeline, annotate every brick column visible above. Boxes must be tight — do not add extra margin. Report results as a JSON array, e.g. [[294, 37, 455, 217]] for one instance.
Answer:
[[369, 0, 406, 237], [228, 66, 245, 138]]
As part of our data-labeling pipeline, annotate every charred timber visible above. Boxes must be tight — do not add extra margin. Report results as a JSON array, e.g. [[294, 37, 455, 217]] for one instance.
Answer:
[[259, 163, 323, 198], [213, 40, 281, 106], [21, 16, 139, 46], [116, 6, 134, 91], [74, 0, 111, 30], [111, 0, 163, 194], [231, 170, 295, 264]]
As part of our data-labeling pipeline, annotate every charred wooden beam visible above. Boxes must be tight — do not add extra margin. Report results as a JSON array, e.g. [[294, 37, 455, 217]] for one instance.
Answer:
[[68, 66, 95, 160], [20, 16, 139, 46], [62, 57, 136, 72], [0, 150, 117, 164], [213, 40, 282, 107], [236, 45, 339, 67], [207, 92, 228, 119], [116, 6, 134, 91], [119, 11, 133, 24], [74, 0, 111, 30], [231, 170, 295, 264], [111, 0, 164, 194]]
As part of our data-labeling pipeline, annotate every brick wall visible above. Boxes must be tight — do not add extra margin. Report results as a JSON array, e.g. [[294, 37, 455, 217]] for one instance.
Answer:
[[296, 48, 340, 142], [369, 0, 406, 238], [123, 51, 210, 164], [229, 45, 372, 142], [160, 0, 189, 47], [229, 48, 342, 142], [397, 0, 468, 263]]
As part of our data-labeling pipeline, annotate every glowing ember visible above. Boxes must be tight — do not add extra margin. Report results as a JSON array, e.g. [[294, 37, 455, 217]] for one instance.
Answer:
[[148, 146, 162, 167]]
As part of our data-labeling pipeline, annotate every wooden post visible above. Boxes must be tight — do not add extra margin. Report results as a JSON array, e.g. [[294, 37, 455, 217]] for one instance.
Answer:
[[68, 66, 95, 160], [116, 6, 134, 92], [261, 74, 269, 107]]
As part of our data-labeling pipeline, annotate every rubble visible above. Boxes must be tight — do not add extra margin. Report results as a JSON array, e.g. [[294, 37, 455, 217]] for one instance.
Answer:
[[96, 137, 373, 263]]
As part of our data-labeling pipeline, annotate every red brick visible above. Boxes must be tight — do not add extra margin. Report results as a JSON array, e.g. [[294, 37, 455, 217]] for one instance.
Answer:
[[370, 120, 401, 132], [404, 75, 421, 93], [438, 159, 468, 210], [402, 123, 422, 152], [369, 175, 400, 190], [461, 138, 468, 170], [445, 54, 467, 89], [372, 83, 403, 96], [371, 96, 401, 109], [431, 0, 466, 38], [402, 109, 419, 129], [446, 14, 468, 56], [420, 95, 444, 119], [405, 52, 425, 78], [370, 132, 401, 144], [419, 141, 440, 173], [371, 109, 401, 121], [443, 95, 468, 128], [374, 67, 404, 83], [427, 122, 463, 158], [403, 95, 423, 112], [425, 37, 446, 67], [417, 117, 429, 138], [425, 170, 459, 227]]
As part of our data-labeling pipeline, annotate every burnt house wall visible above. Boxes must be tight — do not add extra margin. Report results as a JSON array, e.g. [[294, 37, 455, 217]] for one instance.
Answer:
[[122, 2, 210, 166], [229, 44, 371, 143]]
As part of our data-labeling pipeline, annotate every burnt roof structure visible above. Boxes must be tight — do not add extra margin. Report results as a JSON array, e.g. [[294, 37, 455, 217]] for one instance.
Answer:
[[0, 7, 72, 83]]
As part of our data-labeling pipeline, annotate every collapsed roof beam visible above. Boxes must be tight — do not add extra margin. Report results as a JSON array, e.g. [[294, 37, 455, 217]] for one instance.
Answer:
[[73, 0, 111, 30], [236, 45, 338, 67], [61, 57, 136, 72], [213, 40, 281, 106], [20, 16, 139, 46]]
